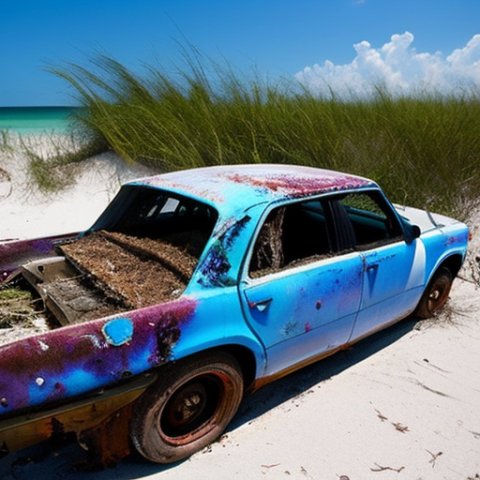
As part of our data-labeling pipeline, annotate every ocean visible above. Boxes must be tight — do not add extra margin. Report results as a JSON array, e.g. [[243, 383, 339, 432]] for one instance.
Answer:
[[0, 106, 80, 134]]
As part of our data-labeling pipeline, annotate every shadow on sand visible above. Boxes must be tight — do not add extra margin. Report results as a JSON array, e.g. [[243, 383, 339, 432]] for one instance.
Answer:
[[0, 316, 419, 480]]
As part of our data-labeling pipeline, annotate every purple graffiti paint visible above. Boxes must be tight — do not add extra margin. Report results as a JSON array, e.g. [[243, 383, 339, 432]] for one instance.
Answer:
[[0, 233, 78, 280], [199, 216, 251, 287], [226, 172, 373, 198], [0, 298, 196, 415]]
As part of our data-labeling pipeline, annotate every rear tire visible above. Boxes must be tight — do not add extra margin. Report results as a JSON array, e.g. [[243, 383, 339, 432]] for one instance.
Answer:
[[415, 267, 453, 319], [130, 352, 243, 464]]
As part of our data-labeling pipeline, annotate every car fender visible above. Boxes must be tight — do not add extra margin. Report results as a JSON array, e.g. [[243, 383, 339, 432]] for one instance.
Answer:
[[170, 286, 267, 381], [422, 224, 469, 286]]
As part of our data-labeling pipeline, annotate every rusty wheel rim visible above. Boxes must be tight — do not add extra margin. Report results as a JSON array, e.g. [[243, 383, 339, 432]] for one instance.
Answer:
[[427, 276, 451, 314], [158, 373, 228, 445]]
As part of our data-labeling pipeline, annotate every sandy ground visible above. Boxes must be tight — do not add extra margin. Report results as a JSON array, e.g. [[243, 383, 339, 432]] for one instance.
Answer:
[[0, 134, 154, 239], [0, 135, 479, 480]]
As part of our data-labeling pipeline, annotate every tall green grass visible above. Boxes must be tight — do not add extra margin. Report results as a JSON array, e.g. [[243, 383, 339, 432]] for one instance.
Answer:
[[53, 55, 480, 218]]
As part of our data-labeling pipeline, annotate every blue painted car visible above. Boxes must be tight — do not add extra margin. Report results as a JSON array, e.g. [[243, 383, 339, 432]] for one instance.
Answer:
[[0, 165, 469, 464]]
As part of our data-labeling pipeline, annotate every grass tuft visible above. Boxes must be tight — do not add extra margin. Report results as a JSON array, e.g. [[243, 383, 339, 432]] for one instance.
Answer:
[[20, 134, 108, 192], [0, 287, 36, 328], [48, 54, 480, 218]]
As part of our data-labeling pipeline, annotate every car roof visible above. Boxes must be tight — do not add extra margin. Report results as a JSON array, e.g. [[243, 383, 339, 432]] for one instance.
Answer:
[[128, 164, 377, 216]]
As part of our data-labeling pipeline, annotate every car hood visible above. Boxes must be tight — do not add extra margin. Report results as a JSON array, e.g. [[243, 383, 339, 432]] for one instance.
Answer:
[[394, 204, 461, 234]]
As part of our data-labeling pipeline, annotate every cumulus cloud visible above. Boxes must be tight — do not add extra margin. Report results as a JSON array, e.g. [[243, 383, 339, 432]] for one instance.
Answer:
[[295, 32, 480, 97]]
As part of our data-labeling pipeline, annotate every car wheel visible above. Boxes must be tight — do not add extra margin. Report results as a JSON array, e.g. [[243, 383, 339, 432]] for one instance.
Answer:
[[130, 351, 244, 464], [415, 267, 453, 319]]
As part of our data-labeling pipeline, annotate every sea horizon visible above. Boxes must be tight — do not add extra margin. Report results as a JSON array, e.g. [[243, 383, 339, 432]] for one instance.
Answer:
[[0, 106, 81, 134]]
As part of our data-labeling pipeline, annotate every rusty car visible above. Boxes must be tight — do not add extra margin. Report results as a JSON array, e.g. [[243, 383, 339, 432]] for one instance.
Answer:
[[0, 164, 469, 464]]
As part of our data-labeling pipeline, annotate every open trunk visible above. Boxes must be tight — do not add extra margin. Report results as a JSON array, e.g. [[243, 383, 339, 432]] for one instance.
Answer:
[[0, 231, 202, 348], [12, 230, 198, 325], [0, 185, 217, 346]]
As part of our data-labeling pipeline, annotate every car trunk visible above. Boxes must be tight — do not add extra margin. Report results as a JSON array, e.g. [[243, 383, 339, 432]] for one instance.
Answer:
[[1, 186, 218, 347], [0, 230, 201, 348]]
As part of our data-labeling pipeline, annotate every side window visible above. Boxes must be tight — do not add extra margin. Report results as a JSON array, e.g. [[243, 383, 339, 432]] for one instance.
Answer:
[[249, 200, 332, 277], [331, 191, 403, 250]]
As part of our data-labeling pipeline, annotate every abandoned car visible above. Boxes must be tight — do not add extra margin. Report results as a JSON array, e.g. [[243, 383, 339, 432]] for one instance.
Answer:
[[0, 165, 469, 464]]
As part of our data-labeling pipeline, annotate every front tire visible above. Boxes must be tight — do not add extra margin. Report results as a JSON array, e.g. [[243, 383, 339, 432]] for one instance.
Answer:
[[130, 351, 244, 464], [415, 267, 453, 319]]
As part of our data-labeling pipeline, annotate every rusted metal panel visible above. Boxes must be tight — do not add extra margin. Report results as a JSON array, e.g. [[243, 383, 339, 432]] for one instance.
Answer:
[[0, 232, 78, 280], [0, 373, 155, 456], [0, 299, 196, 416]]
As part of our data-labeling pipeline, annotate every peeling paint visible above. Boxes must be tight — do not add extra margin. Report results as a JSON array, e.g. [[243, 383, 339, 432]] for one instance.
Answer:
[[198, 241, 233, 287], [445, 231, 469, 246], [199, 215, 251, 287], [130, 165, 375, 221], [102, 318, 134, 347], [0, 233, 77, 279], [0, 298, 196, 415], [226, 172, 373, 198], [282, 321, 298, 337]]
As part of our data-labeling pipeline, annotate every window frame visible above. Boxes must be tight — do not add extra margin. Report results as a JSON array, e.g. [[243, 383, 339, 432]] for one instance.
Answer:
[[242, 188, 407, 282], [326, 189, 405, 252]]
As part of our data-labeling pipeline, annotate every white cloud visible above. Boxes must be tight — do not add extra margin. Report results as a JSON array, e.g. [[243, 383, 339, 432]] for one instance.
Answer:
[[295, 32, 480, 97]]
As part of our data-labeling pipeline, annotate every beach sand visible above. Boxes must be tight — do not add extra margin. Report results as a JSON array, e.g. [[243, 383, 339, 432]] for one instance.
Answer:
[[0, 135, 479, 479]]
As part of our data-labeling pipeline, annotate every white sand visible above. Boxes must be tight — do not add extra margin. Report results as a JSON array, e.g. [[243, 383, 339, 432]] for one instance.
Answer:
[[0, 135, 479, 479], [0, 135, 154, 240]]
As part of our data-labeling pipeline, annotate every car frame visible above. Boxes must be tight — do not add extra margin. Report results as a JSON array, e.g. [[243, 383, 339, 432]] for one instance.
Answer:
[[0, 164, 469, 464]]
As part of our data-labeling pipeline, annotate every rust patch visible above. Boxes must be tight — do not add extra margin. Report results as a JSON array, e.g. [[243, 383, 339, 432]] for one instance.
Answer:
[[0, 298, 196, 415], [0, 233, 77, 280], [226, 172, 372, 198], [199, 215, 251, 287], [79, 403, 134, 468]]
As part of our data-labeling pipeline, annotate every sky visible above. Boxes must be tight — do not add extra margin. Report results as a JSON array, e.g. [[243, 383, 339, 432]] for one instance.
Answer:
[[1, 0, 479, 106]]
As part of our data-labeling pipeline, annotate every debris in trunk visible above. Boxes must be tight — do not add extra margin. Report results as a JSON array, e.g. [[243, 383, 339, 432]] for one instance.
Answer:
[[42, 276, 122, 325], [59, 230, 198, 310], [0, 287, 36, 327], [0, 286, 49, 347], [0, 229, 201, 339]]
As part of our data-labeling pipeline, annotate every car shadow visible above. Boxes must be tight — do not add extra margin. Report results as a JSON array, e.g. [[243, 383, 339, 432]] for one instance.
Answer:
[[232, 316, 419, 428], [0, 316, 419, 480]]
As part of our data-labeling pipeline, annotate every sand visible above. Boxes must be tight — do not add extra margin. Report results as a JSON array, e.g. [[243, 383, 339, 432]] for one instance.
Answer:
[[0, 134, 479, 479], [0, 134, 154, 240]]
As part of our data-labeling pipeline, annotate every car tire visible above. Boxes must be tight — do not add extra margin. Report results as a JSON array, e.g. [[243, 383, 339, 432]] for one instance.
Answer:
[[415, 267, 453, 319], [130, 351, 244, 464]]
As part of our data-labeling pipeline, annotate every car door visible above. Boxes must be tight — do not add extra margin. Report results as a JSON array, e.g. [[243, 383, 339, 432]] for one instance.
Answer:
[[325, 190, 426, 342], [240, 199, 364, 377]]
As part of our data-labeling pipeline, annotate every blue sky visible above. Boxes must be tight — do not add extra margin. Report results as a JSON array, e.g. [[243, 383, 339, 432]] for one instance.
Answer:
[[1, 0, 479, 105]]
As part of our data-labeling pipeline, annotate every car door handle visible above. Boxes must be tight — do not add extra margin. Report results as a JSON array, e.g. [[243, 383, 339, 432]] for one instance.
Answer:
[[248, 298, 273, 312], [366, 263, 379, 272]]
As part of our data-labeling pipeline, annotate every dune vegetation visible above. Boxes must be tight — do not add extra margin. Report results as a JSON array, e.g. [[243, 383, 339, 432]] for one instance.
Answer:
[[49, 55, 480, 218]]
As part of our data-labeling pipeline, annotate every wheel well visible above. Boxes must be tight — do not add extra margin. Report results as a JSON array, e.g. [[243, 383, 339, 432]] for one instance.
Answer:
[[438, 254, 464, 278], [172, 345, 257, 391], [219, 344, 257, 390]]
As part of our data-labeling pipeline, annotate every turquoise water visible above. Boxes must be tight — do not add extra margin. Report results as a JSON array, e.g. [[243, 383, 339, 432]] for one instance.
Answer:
[[0, 106, 81, 134]]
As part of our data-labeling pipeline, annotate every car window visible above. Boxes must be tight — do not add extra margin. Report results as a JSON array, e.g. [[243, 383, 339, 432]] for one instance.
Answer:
[[249, 199, 333, 277], [92, 186, 218, 259], [329, 191, 403, 250], [249, 191, 404, 278]]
